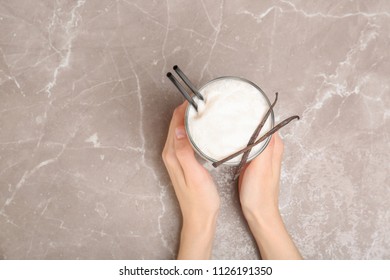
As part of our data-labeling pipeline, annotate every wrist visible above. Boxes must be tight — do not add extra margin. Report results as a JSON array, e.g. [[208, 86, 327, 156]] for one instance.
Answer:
[[243, 208, 303, 260], [178, 211, 218, 260], [243, 206, 281, 230], [182, 210, 218, 237]]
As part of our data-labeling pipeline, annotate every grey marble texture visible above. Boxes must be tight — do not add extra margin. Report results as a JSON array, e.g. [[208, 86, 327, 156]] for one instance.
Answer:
[[0, 0, 389, 259]]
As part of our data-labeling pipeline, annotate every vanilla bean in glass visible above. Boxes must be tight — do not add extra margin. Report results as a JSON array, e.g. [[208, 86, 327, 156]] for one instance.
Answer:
[[233, 92, 279, 180], [185, 77, 274, 166], [212, 115, 300, 168]]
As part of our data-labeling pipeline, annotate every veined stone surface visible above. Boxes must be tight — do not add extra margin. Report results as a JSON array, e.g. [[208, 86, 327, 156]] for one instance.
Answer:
[[0, 0, 389, 259]]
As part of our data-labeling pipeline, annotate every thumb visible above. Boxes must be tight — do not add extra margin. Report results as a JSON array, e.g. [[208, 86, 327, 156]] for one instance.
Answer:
[[174, 126, 202, 174], [251, 134, 275, 169]]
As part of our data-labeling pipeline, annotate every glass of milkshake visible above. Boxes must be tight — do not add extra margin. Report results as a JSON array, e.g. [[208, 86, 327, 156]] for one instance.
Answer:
[[185, 76, 274, 165]]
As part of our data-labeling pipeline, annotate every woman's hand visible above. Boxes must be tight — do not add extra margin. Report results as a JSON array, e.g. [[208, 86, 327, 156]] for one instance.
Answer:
[[162, 102, 220, 259], [238, 133, 302, 259], [238, 133, 283, 222]]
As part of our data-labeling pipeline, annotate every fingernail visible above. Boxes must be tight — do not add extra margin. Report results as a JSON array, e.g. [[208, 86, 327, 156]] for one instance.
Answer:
[[175, 127, 186, 139]]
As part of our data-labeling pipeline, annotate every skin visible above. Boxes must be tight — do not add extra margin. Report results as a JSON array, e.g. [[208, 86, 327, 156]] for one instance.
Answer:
[[162, 102, 219, 259], [162, 102, 302, 260], [238, 132, 302, 260]]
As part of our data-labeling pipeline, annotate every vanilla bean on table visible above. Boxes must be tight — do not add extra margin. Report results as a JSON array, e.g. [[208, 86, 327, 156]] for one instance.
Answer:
[[233, 92, 279, 180], [212, 115, 300, 168]]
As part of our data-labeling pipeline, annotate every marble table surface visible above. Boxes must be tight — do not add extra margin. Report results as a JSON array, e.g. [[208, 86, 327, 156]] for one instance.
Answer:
[[0, 0, 389, 259]]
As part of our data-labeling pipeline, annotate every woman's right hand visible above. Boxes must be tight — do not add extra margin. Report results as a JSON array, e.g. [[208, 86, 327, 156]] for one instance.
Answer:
[[162, 102, 220, 259]]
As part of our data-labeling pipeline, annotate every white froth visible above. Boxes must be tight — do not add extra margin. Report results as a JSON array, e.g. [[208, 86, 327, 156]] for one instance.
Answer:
[[186, 78, 273, 165]]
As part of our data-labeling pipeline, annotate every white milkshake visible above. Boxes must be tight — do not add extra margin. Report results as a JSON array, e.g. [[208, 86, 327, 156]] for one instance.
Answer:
[[185, 77, 274, 165]]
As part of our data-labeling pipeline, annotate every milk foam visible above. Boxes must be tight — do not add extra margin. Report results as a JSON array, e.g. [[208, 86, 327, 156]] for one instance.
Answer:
[[186, 78, 273, 165]]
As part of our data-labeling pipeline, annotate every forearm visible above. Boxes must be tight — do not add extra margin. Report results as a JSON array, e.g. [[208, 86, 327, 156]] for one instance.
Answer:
[[246, 210, 302, 260], [177, 214, 218, 260]]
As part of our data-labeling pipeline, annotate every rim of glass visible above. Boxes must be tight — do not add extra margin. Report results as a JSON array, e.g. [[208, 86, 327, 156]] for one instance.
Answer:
[[184, 76, 275, 166]]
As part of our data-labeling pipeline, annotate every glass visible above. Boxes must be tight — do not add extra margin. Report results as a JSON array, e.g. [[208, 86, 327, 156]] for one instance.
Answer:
[[184, 76, 274, 166]]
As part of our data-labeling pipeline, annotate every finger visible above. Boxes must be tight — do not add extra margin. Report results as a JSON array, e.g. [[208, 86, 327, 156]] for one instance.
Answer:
[[174, 125, 205, 181], [163, 103, 189, 187], [272, 133, 284, 172], [166, 102, 187, 144], [172, 101, 187, 126], [163, 146, 187, 195], [164, 101, 189, 161], [250, 134, 275, 169]]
